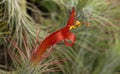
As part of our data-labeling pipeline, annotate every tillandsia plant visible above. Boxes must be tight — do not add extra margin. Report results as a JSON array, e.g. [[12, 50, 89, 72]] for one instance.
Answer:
[[0, 0, 46, 72], [4, 7, 84, 74], [0, 0, 120, 74]]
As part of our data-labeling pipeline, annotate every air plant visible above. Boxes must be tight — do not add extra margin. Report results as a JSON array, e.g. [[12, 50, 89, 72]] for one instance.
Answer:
[[4, 8, 83, 74], [0, 6, 83, 74], [0, 0, 120, 74]]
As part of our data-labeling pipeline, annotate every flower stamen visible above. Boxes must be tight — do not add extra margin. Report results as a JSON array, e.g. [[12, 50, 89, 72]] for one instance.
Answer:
[[69, 21, 81, 30]]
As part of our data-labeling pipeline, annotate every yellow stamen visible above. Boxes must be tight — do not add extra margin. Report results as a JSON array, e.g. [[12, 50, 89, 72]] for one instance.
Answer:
[[69, 25, 76, 30], [75, 21, 81, 27], [69, 21, 81, 30]]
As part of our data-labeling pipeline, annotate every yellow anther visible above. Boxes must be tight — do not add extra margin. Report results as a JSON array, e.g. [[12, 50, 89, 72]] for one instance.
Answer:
[[75, 21, 81, 27], [69, 25, 76, 30], [69, 20, 81, 30]]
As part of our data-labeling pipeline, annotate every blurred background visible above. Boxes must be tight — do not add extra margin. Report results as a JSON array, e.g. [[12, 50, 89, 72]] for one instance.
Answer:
[[0, 0, 120, 74]]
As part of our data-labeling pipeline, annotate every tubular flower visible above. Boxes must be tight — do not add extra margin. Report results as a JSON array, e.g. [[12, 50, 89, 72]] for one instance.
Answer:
[[31, 7, 81, 64]]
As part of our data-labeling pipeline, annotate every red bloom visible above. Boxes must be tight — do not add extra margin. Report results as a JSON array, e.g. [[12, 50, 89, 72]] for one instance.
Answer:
[[31, 7, 81, 64]]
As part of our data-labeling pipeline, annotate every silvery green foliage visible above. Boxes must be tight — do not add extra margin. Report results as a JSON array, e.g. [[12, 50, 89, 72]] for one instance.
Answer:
[[0, 0, 120, 74]]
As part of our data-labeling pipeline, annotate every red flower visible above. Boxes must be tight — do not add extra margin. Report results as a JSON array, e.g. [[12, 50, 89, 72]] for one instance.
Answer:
[[31, 7, 81, 64]]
